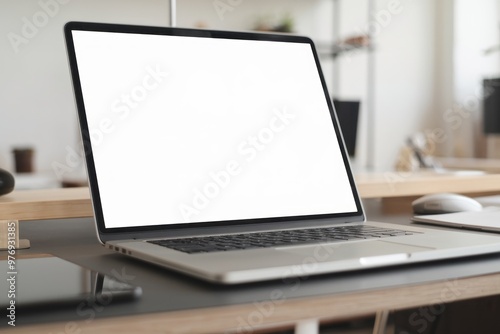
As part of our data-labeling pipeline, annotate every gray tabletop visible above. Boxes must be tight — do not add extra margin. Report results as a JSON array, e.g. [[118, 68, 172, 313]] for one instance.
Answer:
[[5, 199, 500, 328]]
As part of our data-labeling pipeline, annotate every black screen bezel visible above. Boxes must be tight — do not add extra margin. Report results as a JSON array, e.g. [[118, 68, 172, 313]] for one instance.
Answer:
[[64, 21, 364, 238]]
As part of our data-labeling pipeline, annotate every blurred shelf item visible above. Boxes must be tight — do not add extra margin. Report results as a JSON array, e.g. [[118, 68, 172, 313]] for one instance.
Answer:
[[317, 35, 372, 58]]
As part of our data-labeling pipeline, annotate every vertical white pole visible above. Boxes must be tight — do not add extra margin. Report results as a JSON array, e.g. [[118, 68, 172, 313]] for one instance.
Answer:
[[366, 0, 376, 170], [169, 0, 177, 27], [372, 310, 390, 334], [332, 0, 340, 96]]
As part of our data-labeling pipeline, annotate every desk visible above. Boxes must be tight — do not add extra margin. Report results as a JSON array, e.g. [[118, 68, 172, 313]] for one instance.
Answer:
[[2, 202, 500, 333], [436, 157, 500, 174], [2, 172, 500, 221], [357, 171, 500, 213], [356, 171, 500, 198]]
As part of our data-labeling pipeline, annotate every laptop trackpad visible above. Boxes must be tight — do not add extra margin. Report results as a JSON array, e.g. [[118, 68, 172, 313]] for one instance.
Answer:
[[280, 240, 432, 263]]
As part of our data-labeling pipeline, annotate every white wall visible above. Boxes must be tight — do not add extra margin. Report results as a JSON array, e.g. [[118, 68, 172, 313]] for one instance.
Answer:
[[332, 0, 438, 170], [372, 0, 437, 170], [452, 0, 500, 157], [0, 0, 170, 176], [0, 0, 440, 179], [178, 0, 440, 171]]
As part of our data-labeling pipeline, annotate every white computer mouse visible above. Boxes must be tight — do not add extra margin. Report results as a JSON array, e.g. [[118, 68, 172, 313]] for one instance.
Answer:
[[412, 193, 483, 215]]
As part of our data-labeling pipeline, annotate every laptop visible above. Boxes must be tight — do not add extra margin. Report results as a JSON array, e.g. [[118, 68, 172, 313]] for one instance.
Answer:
[[64, 21, 500, 284]]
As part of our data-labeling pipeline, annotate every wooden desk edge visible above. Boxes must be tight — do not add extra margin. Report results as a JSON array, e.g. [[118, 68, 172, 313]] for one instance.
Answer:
[[0, 187, 93, 220], [356, 173, 500, 199], [1, 173, 500, 221], [5, 271, 500, 333]]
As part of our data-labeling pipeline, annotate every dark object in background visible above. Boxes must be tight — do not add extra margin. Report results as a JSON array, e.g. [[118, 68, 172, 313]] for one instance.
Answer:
[[333, 99, 360, 157], [483, 78, 500, 134], [0, 168, 15, 196], [12, 147, 34, 173]]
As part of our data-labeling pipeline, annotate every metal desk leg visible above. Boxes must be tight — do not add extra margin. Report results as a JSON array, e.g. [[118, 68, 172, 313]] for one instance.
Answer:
[[295, 319, 319, 334], [373, 310, 390, 334]]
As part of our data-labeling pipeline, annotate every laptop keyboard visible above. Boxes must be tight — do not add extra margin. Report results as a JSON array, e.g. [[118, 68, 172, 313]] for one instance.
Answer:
[[148, 225, 415, 254]]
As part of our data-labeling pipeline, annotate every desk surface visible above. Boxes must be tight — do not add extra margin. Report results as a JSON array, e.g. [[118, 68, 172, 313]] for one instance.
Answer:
[[2, 172, 500, 221], [3, 201, 500, 333]]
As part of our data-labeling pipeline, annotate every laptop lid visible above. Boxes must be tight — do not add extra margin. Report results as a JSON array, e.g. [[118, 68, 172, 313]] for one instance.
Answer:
[[64, 22, 364, 242]]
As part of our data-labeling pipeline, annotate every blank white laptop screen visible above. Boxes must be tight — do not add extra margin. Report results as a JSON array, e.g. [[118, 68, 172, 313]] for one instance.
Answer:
[[71, 30, 358, 229]]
